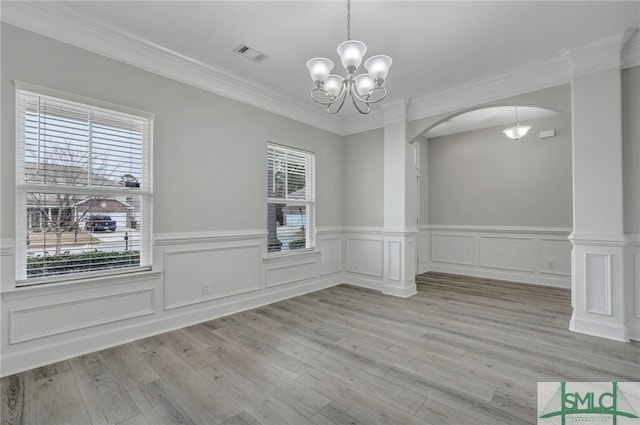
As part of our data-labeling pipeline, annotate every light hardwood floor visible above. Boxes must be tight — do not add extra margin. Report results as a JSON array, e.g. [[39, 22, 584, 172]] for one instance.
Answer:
[[2, 272, 639, 425]]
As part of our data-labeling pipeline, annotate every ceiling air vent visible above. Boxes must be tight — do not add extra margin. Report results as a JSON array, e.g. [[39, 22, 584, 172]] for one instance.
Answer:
[[233, 44, 266, 62]]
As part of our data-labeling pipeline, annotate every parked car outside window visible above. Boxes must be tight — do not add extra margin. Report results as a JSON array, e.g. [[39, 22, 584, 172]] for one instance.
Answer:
[[85, 215, 117, 232]]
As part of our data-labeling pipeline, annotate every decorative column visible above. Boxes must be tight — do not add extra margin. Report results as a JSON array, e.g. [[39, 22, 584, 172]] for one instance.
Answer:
[[562, 30, 635, 341], [381, 99, 418, 298]]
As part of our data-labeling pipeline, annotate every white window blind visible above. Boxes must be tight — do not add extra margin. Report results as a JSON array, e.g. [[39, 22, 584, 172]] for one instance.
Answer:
[[267, 144, 315, 253], [15, 84, 153, 283]]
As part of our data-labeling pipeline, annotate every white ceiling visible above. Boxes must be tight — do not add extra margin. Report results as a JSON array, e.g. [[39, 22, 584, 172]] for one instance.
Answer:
[[3, 1, 639, 133]]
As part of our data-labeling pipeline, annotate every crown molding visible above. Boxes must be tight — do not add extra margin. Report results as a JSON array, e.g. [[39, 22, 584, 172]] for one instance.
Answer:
[[4, 2, 638, 138], [560, 29, 638, 78], [623, 31, 640, 69], [343, 56, 571, 135], [1, 1, 345, 135], [343, 30, 640, 135], [381, 98, 410, 125]]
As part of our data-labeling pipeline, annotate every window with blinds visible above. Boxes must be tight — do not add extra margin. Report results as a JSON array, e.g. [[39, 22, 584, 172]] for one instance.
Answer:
[[267, 144, 315, 253], [15, 83, 153, 283]]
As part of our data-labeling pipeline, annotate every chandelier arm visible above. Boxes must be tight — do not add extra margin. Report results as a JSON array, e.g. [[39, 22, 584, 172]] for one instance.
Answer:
[[310, 81, 348, 106], [351, 86, 388, 105], [327, 88, 349, 114], [351, 91, 371, 114]]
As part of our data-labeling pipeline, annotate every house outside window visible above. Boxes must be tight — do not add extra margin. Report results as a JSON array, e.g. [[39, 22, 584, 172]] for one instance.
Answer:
[[267, 143, 315, 253], [15, 83, 153, 283]]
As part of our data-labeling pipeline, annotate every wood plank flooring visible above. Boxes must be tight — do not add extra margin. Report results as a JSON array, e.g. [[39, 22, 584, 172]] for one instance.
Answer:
[[2, 272, 639, 425]]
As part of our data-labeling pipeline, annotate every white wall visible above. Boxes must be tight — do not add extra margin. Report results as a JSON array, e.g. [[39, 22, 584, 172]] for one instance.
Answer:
[[426, 114, 573, 227], [343, 129, 384, 227], [0, 23, 345, 375]]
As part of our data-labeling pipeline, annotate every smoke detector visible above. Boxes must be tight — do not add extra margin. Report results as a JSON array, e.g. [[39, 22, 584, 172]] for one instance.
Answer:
[[233, 44, 266, 62]]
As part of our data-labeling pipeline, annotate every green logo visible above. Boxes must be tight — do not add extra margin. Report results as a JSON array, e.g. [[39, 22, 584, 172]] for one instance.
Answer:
[[539, 382, 639, 425]]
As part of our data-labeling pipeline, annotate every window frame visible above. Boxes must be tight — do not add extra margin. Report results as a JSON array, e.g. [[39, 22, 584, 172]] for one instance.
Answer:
[[266, 143, 316, 256], [14, 81, 154, 285]]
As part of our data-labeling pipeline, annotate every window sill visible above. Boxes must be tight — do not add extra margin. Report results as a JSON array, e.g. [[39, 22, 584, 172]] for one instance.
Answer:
[[2, 269, 161, 301]]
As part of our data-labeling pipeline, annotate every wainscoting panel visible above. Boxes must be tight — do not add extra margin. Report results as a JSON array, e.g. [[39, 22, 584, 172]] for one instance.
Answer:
[[421, 225, 572, 288], [387, 240, 401, 281], [431, 234, 475, 266], [164, 244, 263, 309], [318, 237, 342, 275], [479, 236, 535, 272], [265, 252, 320, 288], [345, 237, 384, 277], [539, 238, 572, 275], [585, 253, 612, 316], [10, 288, 155, 344]]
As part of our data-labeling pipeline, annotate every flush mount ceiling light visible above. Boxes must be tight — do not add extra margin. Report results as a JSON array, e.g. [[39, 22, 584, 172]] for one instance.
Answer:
[[306, 0, 392, 115], [503, 106, 532, 141]]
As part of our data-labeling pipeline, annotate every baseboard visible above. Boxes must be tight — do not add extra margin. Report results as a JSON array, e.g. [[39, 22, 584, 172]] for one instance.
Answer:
[[0, 274, 342, 377], [569, 316, 630, 342], [425, 263, 571, 289], [626, 321, 640, 342], [342, 273, 383, 291]]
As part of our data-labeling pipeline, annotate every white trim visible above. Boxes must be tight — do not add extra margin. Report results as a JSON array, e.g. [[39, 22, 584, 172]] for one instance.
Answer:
[[9, 288, 155, 344], [423, 224, 572, 235], [1, 273, 342, 377], [584, 253, 613, 316], [163, 245, 263, 310], [569, 232, 628, 246], [426, 263, 571, 289], [381, 99, 409, 124], [2, 270, 161, 299], [622, 31, 640, 69], [6, 2, 637, 139], [14, 80, 155, 119], [561, 30, 636, 78], [0, 239, 14, 256], [342, 275, 383, 292], [569, 316, 629, 342], [154, 230, 266, 246]]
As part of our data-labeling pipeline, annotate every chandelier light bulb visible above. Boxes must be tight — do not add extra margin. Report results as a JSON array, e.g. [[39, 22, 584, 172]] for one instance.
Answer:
[[324, 74, 344, 98], [306, 58, 334, 83], [354, 73, 374, 97], [364, 55, 393, 82], [337, 40, 367, 71]]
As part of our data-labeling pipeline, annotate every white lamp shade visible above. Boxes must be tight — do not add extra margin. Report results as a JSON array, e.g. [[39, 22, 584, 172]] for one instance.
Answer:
[[324, 74, 344, 97], [502, 124, 532, 140], [364, 55, 392, 81], [337, 40, 367, 70], [306, 57, 334, 83], [354, 73, 374, 97]]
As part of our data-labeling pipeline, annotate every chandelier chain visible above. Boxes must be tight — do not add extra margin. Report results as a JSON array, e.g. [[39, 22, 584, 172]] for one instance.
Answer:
[[347, 0, 351, 40]]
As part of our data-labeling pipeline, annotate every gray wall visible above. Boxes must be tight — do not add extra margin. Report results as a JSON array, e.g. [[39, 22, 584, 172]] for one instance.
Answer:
[[0, 24, 344, 241], [343, 128, 384, 227], [425, 114, 573, 227], [623, 66, 640, 234]]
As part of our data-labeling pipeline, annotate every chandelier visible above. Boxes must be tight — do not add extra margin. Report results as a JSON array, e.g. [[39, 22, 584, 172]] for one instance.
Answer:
[[502, 106, 532, 141], [306, 0, 392, 114]]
